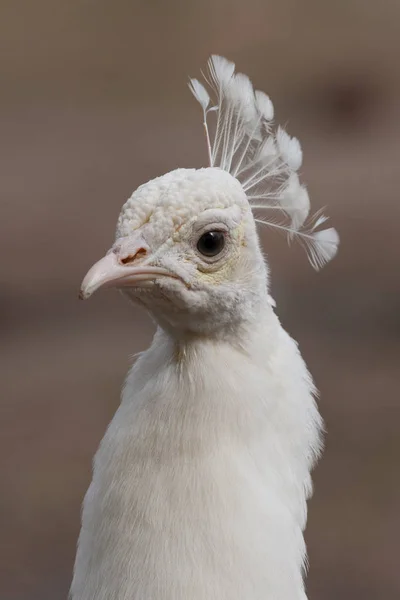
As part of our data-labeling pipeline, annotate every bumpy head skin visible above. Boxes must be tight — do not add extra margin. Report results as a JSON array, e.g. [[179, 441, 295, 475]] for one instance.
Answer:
[[80, 167, 269, 336], [116, 168, 240, 241]]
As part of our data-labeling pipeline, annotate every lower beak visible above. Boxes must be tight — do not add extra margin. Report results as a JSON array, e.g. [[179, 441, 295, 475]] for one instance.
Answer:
[[79, 252, 176, 300]]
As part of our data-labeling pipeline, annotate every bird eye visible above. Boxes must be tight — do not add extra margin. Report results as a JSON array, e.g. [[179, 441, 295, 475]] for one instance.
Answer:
[[196, 231, 225, 257]]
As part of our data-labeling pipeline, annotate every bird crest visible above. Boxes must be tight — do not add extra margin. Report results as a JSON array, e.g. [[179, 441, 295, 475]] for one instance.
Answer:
[[189, 55, 339, 270]]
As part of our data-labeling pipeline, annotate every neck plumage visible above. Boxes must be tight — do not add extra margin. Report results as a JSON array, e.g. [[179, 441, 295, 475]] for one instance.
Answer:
[[70, 304, 322, 600]]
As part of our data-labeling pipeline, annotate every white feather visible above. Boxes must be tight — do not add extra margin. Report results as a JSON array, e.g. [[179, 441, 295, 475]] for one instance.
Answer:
[[208, 54, 235, 91], [188, 78, 210, 112], [231, 73, 259, 131], [279, 173, 310, 231], [255, 90, 274, 122], [255, 216, 339, 270], [292, 187, 310, 231], [276, 127, 303, 171], [304, 227, 340, 270]]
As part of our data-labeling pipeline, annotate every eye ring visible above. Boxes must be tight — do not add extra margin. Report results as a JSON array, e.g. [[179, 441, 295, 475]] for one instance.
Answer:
[[196, 230, 226, 258]]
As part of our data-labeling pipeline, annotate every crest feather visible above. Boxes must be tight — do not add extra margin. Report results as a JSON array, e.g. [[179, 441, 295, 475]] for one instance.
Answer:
[[189, 56, 339, 269], [188, 78, 210, 111], [255, 90, 274, 123]]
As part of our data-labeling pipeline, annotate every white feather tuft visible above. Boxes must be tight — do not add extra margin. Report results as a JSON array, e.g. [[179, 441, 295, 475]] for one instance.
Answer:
[[280, 173, 310, 231], [276, 127, 303, 171], [231, 73, 258, 125], [188, 78, 210, 111], [292, 187, 310, 231], [255, 217, 339, 271], [208, 55, 235, 91], [255, 90, 274, 122], [304, 227, 340, 270], [189, 56, 339, 269]]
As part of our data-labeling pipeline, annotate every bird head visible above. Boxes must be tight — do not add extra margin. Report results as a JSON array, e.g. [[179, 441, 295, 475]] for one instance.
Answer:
[[80, 56, 339, 335], [80, 167, 268, 335]]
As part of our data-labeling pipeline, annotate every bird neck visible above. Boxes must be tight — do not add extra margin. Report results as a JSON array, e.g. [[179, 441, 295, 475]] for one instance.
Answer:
[[70, 290, 318, 600], [153, 288, 276, 348]]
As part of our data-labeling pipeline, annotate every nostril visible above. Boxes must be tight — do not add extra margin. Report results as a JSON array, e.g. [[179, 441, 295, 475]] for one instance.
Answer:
[[120, 248, 147, 265]]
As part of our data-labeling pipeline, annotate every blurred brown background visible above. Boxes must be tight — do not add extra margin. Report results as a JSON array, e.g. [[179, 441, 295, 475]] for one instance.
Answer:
[[1, 1, 399, 598]]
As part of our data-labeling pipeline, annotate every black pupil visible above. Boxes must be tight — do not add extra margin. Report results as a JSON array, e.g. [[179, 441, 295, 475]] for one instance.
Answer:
[[197, 231, 225, 257]]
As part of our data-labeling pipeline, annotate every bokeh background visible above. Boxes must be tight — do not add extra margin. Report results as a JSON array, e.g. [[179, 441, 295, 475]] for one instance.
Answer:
[[2, 1, 399, 598]]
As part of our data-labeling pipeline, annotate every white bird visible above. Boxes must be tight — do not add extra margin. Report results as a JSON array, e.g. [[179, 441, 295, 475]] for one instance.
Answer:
[[71, 55, 339, 600]]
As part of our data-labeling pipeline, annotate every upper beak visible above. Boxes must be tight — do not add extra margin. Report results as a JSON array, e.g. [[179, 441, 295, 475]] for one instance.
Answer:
[[79, 252, 176, 300]]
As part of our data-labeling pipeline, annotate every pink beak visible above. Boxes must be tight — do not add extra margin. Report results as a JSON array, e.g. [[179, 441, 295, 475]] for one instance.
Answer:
[[79, 251, 176, 300]]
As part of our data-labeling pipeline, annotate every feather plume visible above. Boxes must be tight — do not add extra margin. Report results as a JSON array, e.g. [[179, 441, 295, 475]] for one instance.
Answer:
[[188, 77, 214, 166], [254, 215, 339, 270], [189, 56, 339, 269], [207, 55, 235, 92], [305, 227, 339, 270], [188, 78, 210, 112], [276, 127, 303, 171], [255, 90, 274, 123], [279, 173, 310, 231]]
